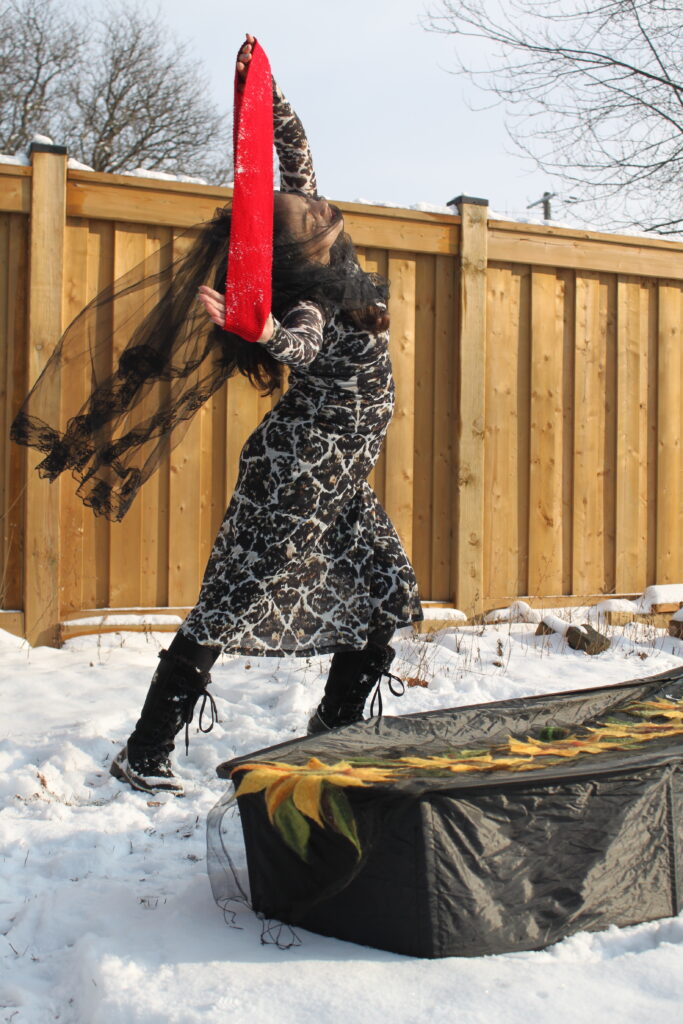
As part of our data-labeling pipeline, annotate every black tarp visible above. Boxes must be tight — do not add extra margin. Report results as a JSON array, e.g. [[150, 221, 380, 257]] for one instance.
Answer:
[[210, 666, 683, 957]]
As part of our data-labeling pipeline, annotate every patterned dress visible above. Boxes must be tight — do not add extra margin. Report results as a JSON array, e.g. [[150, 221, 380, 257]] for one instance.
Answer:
[[181, 83, 423, 656]]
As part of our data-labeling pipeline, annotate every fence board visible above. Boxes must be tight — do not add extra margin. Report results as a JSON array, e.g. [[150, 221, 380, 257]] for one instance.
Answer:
[[166, 229, 201, 608], [485, 264, 530, 601], [81, 222, 114, 609], [24, 151, 66, 645], [615, 277, 652, 592], [108, 224, 148, 607], [358, 247, 388, 504], [0, 216, 24, 608], [572, 273, 617, 594], [489, 220, 683, 280], [528, 268, 565, 595], [140, 228, 172, 607], [0, 165, 31, 215], [431, 255, 456, 601], [385, 254, 416, 561], [657, 282, 683, 583], [412, 254, 436, 595], [455, 201, 488, 614], [645, 282, 658, 587], [60, 219, 90, 614], [0, 215, 10, 605], [561, 271, 576, 596]]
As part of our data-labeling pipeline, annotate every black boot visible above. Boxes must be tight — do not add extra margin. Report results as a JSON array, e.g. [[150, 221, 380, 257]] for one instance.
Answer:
[[110, 633, 220, 795], [307, 642, 402, 735]]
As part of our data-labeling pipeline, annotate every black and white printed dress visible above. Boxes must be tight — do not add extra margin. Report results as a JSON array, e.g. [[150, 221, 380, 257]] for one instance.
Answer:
[[181, 83, 423, 656]]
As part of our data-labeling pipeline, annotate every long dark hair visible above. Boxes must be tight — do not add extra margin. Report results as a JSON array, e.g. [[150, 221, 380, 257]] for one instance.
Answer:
[[10, 200, 389, 521], [213, 204, 390, 394]]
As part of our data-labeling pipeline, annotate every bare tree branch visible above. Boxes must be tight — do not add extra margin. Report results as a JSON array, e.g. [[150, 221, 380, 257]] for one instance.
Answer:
[[425, 0, 683, 232], [0, 0, 84, 152], [0, 0, 232, 183]]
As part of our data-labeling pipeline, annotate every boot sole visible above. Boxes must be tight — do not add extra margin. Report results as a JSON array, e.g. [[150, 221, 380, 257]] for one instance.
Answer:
[[110, 754, 185, 796]]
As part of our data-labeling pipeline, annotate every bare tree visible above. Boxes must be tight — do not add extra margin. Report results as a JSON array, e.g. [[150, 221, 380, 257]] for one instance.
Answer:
[[0, 0, 84, 153], [62, 3, 231, 181], [426, 0, 683, 233], [1, 0, 232, 183]]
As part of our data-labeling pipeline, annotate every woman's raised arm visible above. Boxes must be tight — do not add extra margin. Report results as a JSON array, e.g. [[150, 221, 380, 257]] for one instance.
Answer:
[[271, 80, 317, 196], [237, 34, 317, 196]]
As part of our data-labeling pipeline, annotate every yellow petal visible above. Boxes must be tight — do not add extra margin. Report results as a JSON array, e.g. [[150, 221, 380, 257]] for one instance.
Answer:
[[530, 745, 582, 758], [400, 756, 456, 769], [265, 774, 298, 822], [322, 773, 370, 789], [305, 757, 351, 772], [292, 775, 325, 826], [507, 738, 546, 755], [234, 767, 285, 797]]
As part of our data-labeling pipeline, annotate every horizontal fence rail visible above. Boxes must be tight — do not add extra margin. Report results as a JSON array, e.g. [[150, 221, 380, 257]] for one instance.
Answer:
[[2, 154, 683, 644]]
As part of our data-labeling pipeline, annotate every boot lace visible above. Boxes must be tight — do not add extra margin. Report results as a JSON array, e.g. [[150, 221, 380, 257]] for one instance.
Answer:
[[158, 650, 219, 755], [181, 672, 218, 755], [369, 669, 405, 720]]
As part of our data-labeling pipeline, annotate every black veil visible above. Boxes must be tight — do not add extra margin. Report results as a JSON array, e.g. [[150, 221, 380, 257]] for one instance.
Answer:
[[10, 202, 388, 522], [11, 209, 236, 521]]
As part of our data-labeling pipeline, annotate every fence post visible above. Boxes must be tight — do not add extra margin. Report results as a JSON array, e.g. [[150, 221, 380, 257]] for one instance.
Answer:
[[452, 196, 488, 616], [24, 142, 67, 646]]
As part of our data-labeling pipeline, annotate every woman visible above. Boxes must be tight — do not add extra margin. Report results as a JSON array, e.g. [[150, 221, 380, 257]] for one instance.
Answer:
[[104, 37, 423, 793]]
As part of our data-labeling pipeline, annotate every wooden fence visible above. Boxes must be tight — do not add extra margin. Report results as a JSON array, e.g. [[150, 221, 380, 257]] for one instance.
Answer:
[[2, 146, 683, 645]]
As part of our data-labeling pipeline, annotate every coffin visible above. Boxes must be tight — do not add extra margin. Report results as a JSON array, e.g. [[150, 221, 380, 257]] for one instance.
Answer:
[[210, 666, 683, 958]]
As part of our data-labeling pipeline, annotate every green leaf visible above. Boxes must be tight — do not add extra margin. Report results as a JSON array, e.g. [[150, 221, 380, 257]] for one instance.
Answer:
[[539, 727, 569, 741], [272, 797, 311, 862], [321, 783, 361, 859]]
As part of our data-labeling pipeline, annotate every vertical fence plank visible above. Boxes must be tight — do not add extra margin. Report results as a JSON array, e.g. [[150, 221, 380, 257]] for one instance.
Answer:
[[81, 221, 113, 609], [199, 385, 228, 575], [59, 219, 90, 615], [431, 254, 456, 600], [517, 269, 532, 598], [360, 247, 388, 504], [225, 372, 260, 502], [108, 224, 147, 608], [485, 264, 530, 602], [603, 275, 618, 596], [645, 280, 658, 587], [561, 270, 576, 596], [412, 254, 436, 596], [615, 277, 648, 592], [529, 268, 565, 596], [573, 272, 601, 594], [166, 230, 202, 608], [0, 215, 8, 597], [656, 281, 682, 582], [385, 254, 416, 562], [455, 199, 488, 615], [5, 215, 28, 610], [140, 227, 172, 608], [485, 263, 515, 601], [25, 148, 66, 645]]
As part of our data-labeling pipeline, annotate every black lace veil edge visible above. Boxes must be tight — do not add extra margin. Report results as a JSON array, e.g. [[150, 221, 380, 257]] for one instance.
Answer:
[[10, 208, 240, 521], [9, 205, 390, 523]]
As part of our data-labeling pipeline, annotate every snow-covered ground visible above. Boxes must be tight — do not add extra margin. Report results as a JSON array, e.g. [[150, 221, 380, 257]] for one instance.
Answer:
[[2, 610, 683, 1024]]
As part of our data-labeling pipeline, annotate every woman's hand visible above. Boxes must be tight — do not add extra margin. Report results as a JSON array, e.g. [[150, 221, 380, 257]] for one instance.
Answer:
[[197, 286, 274, 343], [236, 33, 255, 83]]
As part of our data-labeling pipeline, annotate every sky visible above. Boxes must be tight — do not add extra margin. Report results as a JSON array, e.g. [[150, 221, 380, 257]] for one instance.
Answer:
[[126, 0, 557, 218]]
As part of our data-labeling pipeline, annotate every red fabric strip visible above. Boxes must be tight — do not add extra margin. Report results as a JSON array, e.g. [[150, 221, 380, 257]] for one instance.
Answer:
[[224, 39, 273, 343]]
